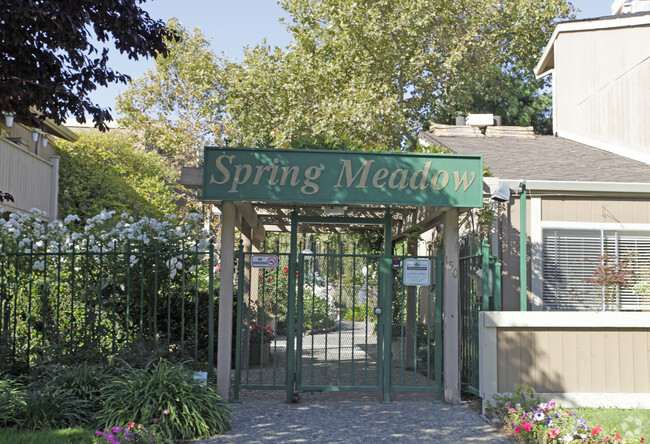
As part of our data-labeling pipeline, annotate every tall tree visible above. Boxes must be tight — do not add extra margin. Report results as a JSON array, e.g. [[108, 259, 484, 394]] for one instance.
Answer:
[[0, 0, 177, 131], [225, 0, 574, 149], [117, 20, 226, 166]]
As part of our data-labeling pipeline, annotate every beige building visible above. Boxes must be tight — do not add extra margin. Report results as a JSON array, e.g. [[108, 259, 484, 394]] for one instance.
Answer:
[[0, 115, 78, 221], [535, 12, 650, 163], [419, 12, 650, 407]]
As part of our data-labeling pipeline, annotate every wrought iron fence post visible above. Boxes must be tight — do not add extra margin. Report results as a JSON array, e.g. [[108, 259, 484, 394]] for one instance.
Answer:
[[207, 243, 215, 382]]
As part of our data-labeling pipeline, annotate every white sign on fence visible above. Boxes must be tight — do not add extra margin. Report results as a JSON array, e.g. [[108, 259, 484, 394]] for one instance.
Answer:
[[403, 258, 431, 286], [251, 254, 279, 269]]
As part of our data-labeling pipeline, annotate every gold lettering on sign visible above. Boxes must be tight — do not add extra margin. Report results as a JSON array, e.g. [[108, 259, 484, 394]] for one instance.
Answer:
[[431, 170, 449, 191], [453, 171, 476, 191], [210, 155, 233, 184], [372, 168, 389, 188], [335, 159, 374, 189], [410, 161, 432, 190], [302, 166, 323, 194], [388, 169, 409, 190]]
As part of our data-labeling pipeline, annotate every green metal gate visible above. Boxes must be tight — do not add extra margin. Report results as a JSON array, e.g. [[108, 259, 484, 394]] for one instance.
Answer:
[[460, 238, 501, 396], [234, 233, 443, 403]]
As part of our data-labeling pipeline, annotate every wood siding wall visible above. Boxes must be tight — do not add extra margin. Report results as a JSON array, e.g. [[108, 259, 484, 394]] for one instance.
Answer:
[[0, 137, 52, 214], [480, 312, 650, 408], [554, 25, 650, 156], [496, 327, 650, 394], [496, 198, 531, 311], [541, 197, 650, 224]]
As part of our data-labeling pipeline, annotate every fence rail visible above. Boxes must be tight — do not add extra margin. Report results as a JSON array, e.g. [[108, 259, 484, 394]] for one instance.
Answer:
[[0, 241, 216, 377]]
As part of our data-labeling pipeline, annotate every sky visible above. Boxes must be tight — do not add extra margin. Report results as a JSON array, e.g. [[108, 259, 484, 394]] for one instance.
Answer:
[[87, 0, 617, 120]]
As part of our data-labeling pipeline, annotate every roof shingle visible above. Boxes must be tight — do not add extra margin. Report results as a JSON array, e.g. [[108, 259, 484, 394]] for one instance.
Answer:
[[419, 132, 650, 183]]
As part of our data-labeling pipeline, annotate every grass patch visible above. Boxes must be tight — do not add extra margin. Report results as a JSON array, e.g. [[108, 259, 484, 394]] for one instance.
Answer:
[[573, 408, 650, 439], [0, 427, 94, 444]]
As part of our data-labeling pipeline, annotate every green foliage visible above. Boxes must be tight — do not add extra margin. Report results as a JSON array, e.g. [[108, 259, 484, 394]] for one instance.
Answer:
[[0, 0, 177, 131], [301, 291, 333, 332], [19, 387, 88, 431], [117, 19, 227, 166], [342, 304, 374, 322], [0, 377, 27, 428], [97, 360, 232, 440], [56, 132, 180, 221], [573, 408, 650, 442], [223, 0, 574, 149], [0, 427, 94, 444], [486, 383, 541, 422]]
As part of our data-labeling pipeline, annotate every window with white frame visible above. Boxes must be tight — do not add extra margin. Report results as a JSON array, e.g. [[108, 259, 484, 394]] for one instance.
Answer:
[[543, 229, 650, 311]]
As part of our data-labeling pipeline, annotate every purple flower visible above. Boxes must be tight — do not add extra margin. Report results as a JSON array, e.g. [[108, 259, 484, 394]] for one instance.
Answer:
[[533, 411, 545, 421]]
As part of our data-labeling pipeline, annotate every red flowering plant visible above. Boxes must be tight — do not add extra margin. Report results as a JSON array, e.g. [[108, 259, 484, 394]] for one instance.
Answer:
[[249, 323, 275, 344], [506, 399, 645, 443], [584, 254, 635, 311]]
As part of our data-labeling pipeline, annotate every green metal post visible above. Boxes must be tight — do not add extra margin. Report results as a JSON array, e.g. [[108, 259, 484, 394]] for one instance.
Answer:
[[233, 243, 245, 402], [286, 212, 298, 403], [207, 244, 215, 382], [382, 209, 392, 403], [493, 259, 502, 311], [481, 239, 490, 311], [520, 181, 528, 311]]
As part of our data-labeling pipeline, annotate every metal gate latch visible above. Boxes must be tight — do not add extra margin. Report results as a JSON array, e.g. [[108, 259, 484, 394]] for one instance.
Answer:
[[374, 307, 382, 315]]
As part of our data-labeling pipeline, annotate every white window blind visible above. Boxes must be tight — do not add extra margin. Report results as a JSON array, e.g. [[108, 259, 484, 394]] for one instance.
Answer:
[[543, 229, 650, 311]]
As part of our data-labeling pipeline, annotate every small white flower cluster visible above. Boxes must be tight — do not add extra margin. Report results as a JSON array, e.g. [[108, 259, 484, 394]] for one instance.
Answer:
[[0, 209, 214, 277]]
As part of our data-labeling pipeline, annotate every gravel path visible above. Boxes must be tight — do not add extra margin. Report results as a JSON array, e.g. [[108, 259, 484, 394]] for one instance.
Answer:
[[196, 391, 512, 443]]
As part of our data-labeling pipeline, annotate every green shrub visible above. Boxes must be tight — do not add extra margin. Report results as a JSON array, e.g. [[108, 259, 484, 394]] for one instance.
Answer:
[[97, 360, 231, 440], [0, 376, 27, 427], [301, 292, 334, 332], [0, 427, 94, 444], [486, 383, 541, 423], [42, 364, 119, 428], [20, 386, 88, 430], [342, 304, 374, 322]]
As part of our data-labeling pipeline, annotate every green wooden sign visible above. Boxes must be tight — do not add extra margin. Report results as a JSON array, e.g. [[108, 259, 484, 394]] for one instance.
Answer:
[[203, 147, 483, 208]]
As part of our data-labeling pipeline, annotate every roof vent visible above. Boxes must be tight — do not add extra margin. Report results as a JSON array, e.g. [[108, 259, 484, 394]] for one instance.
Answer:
[[465, 114, 495, 127]]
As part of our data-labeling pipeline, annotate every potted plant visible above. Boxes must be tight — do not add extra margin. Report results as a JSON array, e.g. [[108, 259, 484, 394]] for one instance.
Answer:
[[248, 324, 275, 365], [4, 113, 14, 127]]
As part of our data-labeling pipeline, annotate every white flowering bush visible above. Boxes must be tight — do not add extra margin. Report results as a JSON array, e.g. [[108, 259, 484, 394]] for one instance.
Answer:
[[0, 209, 215, 369]]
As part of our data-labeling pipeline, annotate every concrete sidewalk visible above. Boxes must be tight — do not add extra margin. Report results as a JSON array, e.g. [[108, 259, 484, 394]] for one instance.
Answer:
[[196, 391, 512, 443]]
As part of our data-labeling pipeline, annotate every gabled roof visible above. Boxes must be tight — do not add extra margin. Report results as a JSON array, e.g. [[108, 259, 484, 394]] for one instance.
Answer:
[[419, 132, 650, 183], [535, 11, 650, 77]]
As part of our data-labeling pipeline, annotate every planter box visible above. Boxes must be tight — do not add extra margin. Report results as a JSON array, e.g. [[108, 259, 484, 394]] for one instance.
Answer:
[[249, 342, 271, 365]]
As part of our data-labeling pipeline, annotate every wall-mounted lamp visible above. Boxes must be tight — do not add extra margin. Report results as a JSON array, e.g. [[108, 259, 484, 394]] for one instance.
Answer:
[[4, 114, 14, 128], [31, 129, 40, 143], [490, 183, 513, 202], [41, 137, 48, 148]]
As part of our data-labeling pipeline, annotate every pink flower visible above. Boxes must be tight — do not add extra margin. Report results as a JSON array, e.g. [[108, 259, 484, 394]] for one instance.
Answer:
[[592, 426, 603, 436], [127, 422, 135, 429], [509, 407, 517, 413], [95, 430, 104, 436], [153, 418, 159, 423], [615, 433, 622, 441], [163, 410, 169, 415], [514, 426, 522, 434], [522, 422, 533, 432], [548, 427, 560, 439]]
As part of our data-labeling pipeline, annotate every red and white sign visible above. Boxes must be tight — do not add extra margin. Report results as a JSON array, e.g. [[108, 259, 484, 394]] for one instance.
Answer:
[[251, 254, 279, 269]]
